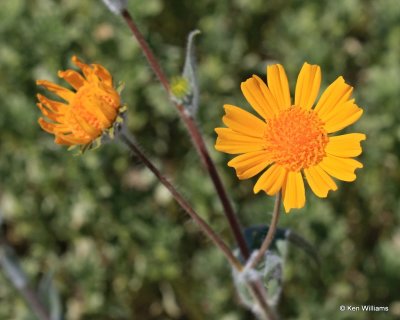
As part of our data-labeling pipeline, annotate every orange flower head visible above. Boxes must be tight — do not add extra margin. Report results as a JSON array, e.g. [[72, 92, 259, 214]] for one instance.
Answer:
[[36, 56, 124, 150], [215, 63, 366, 213]]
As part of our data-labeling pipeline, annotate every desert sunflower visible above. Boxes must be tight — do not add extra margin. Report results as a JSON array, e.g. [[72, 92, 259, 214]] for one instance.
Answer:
[[215, 63, 366, 212], [36, 56, 124, 150]]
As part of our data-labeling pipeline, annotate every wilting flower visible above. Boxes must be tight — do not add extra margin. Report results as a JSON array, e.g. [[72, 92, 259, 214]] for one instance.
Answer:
[[215, 63, 366, 212], [36, 56, 125, 151]]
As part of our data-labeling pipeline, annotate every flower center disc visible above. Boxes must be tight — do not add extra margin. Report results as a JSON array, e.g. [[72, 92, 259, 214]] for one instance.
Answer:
[[264, 107, 328, 171]]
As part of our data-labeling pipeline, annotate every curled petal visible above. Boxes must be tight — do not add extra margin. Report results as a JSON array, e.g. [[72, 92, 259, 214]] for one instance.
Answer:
[[58, 69, 85, 90], [36, 80, 74, 102], [92, 63, 113, 86], [72, 55, 97, 82]]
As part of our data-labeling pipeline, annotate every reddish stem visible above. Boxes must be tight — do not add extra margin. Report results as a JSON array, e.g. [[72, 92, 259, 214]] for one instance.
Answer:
[[120, 9, 250, 260]]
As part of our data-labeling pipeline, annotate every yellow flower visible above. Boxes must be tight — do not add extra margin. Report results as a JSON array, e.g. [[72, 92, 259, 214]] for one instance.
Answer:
[[36, 56, 122, 149], [215, 63, 366, 212]]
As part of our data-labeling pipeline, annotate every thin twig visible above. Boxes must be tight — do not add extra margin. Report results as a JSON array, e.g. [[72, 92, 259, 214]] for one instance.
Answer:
[[120, 9, 250, 260], [249, 192, 282, 269], [119, 131, 243, 271]]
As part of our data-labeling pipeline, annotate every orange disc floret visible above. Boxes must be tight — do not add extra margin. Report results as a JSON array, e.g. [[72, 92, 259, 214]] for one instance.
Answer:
[[263, 107, 328, 172], [36, 56, 121, 146]]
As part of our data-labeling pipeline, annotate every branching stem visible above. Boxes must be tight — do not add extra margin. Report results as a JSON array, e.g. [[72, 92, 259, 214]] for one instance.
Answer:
[[120, 131, 243, 271], [120, 9, 250, 260]]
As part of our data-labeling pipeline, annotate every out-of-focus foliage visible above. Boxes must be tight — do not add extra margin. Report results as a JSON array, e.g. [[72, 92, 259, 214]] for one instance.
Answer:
[[0, 0, 399, 319]]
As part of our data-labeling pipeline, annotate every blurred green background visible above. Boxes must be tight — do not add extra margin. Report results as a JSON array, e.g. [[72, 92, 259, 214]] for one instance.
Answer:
[[0, 0, 399, 319]]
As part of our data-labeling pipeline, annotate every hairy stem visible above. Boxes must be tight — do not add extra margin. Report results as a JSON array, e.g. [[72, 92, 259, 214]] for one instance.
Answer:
[[249, 281, 278, 320], [249, 192, 282, 269], [120, 9, 250, 260], [120, 131, 243, 271]]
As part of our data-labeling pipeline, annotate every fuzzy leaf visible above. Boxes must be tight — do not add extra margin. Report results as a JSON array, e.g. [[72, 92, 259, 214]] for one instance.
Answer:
[[181, 30, 201, 115]]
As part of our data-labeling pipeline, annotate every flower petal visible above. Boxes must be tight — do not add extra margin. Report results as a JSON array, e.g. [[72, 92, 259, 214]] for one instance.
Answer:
[[71, 113, 101, 138], [323, 100, 363, 133], [325, 133, 366, 157], [222, 104, 267, 137], [304, 164, 337, 198], [37, 94, 68, 113], [58, 69, 85, 90], [215, 128, 264, 154], [314, 76, 353, 118], [253, 164, 287, 195], [56, 134, 87, 145], [319, 154, 363, 182], [282, 171, 305, 213], [72, 56, 96, 82], [253, 75, 282, 117], [38, 118, 69, 134], [37, 103, 63, 122], [295, 63, 321, 110], [36, 80, 75, 102], [228, 151, 271, 180], [240, 76, 278, 120], [92, 63, 113, 86], [267, 64, 291, 109]]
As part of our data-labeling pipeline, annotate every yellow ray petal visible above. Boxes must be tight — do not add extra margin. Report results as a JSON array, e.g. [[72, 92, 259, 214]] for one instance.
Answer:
[[241, 76, 277, 120], [222, 104, 267, 137], [325, 133, 366, 157], [36, 80, 75, 102], [37, 94, 68, 113], [228, 151, 271, 180], [304, 165, 337, 198], [253, 75, 281, 117], [323, 101, 363, 133], [58, 69, 85, 90], [253, 164, 287, 195], [92, 63, 113, 86], [295, 63, 321, 110], [36, 103, 63, 122], [72, 56, 96, 82], [319, 154, 363, 182], [267, 64, 291, 109], [314, 76, 353, 118], [38, 118, 69, 134], [215, 128, 264, 154], [282, 171, 305, 213]]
